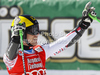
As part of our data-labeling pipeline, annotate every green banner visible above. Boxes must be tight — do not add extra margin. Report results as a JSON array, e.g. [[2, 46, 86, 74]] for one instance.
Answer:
[[1, 0, 100, 18]]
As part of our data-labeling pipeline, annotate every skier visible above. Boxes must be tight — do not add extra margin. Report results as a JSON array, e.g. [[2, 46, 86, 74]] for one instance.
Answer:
[[3, 2, 96, 75]]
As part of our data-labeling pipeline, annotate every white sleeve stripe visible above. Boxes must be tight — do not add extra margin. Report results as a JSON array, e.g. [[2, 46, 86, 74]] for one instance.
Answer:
[[3, 54, 18, 68]]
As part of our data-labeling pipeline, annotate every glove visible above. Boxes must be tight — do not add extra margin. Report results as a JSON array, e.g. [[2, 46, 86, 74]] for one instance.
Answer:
[[80, 2, 96, 29], [82, 2, 96, 23], [11, 16, 26, 43], [11, 16, 26, 38]]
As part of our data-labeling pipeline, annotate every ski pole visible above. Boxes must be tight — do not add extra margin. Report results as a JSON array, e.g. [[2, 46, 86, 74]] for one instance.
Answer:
[[88, 13, 100, 23], [19, 23, 26, 75]]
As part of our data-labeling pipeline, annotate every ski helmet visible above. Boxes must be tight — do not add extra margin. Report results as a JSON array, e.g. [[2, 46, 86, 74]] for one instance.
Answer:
[[11, 15, 39, 46]]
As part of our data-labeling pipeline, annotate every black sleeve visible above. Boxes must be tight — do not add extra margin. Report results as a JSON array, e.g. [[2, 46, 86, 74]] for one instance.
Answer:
[[6, 36, 20, 60], [67, 21, 90, 47]]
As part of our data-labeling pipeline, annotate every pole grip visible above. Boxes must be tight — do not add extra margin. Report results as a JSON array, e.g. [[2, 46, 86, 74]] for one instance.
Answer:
[[19, 30, 24, 50], [88, 13, 100, 23]]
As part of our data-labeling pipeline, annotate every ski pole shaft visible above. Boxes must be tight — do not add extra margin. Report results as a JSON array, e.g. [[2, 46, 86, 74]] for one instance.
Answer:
[[19, 24, 26, 75]]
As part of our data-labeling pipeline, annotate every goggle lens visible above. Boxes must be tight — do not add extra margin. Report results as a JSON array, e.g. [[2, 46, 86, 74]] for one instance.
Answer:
[[26, 24, 39, 35]]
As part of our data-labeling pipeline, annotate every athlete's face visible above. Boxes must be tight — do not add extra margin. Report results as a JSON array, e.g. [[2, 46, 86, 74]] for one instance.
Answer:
[[26, 33, 39, 46]]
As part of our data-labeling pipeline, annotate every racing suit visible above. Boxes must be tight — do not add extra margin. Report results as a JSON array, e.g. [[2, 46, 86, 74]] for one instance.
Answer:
[[3, 21, 90, 75]]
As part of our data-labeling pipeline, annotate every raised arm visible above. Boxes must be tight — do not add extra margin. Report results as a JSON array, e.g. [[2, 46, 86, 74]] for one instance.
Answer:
[[42, 2, 96, 59], [67, 2, 96, 47], [5, 16, 26, 60]]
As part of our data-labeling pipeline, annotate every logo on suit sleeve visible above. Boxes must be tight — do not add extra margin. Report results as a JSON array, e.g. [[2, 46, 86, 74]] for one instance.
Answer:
[[35, 47, 43, 52]]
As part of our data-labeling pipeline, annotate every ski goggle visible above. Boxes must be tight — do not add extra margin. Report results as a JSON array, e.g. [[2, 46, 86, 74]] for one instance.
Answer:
[[26, 24, 39, 35]]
